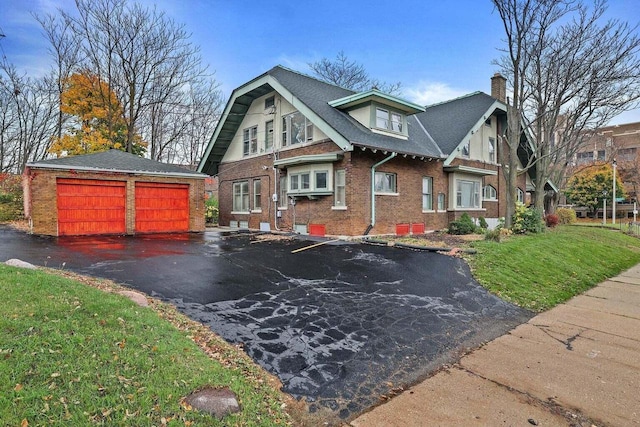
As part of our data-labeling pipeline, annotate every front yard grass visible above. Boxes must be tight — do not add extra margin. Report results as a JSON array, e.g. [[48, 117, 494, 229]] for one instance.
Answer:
[[467, 225, 640, 311], [0, 265, 292, 426]]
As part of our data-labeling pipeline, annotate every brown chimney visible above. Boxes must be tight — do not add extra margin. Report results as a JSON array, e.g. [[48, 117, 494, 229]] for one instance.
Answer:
[[491, 73, 507, 103]]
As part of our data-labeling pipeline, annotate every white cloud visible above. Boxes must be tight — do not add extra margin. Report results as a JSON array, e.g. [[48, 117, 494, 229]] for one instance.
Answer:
[[404, 81, 469, 106]]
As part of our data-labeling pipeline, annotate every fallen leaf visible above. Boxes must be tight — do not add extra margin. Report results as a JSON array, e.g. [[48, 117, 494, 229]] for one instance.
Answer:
[[14, 383, 23, 392], [21, 419, 28, 427]]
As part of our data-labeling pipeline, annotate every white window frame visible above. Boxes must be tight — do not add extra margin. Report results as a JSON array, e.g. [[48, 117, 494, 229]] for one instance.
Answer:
[[517, 188, 525, 204], [456, 179, 481, 209], [333, 169, 346, 209], [422, 176, 433, 211], [374, 107, 405, 134], [243, 126, 258, 156], [265, 120, 274, 152], [488, 137, 496, 163], [232, 181, 250, 213], [374, 172, 397, 194], [282, 111, 313, 146], [483, 184, 497, 201], [278, 176, 288, 209], [460, 140, 470, 158], [287, 163, 334, 195], [252, 179, 262, 212], [437, 193, 446, 212]]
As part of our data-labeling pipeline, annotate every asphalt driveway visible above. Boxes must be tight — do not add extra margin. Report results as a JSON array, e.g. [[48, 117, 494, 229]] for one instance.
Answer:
[[0, 225, 532, 420]]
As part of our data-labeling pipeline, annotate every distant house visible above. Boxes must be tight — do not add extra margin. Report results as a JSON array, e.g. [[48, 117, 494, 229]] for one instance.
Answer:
[[198, 66, 534, 236]]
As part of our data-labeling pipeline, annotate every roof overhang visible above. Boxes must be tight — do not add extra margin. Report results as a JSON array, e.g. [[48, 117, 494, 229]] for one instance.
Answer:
[[273, 152, 343, 168], [198, 73, 352, 176], [329, 89, 425, 114], [443, 165, 498, 176]]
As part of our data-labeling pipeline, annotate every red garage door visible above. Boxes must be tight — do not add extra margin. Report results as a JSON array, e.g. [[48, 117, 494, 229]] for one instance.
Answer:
[[135, 182, 189, 233], [57, 178, 126, 236]]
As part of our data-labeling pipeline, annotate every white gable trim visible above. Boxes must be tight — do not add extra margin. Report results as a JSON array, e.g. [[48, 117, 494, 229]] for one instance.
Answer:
[[443, 100, 506, 166]]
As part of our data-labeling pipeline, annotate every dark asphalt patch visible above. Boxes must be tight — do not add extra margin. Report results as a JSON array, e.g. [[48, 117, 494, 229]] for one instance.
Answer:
[[0, 226, 532, 420]]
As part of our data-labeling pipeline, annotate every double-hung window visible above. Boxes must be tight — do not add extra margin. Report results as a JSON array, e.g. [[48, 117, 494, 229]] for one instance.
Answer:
[[517, 188, 525, 203], [375, 107, 403, 133], [422, 177, 433, 210], [374, 172, 397, 194], [334, 169, 346, 207], [243, 126, 258, 156], [253, 180, 261, 211], [315, 170, 328, 191], [437, 193, 446, 211], [265, 120, 274, 151], [488, 137, 496, 163], [232, 181, 249, 212], [456, 180, 480, 208], [282, 111, 313, 146], [279, 176, 287, 208]]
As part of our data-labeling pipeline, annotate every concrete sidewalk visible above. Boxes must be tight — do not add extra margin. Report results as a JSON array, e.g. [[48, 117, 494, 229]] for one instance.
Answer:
[[351, 265, 640, 426]]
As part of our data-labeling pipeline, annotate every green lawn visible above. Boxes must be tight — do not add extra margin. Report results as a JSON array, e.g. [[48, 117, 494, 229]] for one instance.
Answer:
[[0, 265, 291, 426], [468, 226, 640, 311]]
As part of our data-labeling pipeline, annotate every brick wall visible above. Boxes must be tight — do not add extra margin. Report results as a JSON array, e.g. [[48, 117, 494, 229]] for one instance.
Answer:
[[24, 167, 205, 236]]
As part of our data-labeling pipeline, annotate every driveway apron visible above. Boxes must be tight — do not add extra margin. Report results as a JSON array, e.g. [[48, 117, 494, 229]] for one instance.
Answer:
[[0, 226, 532, 420]]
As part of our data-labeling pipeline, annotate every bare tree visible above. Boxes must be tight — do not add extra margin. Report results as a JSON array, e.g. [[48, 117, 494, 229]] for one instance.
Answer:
[[309, 51, 402, 95], [493, 0, 640, 224], [0, 60, 57, 173], [67, 0, 216, 155]]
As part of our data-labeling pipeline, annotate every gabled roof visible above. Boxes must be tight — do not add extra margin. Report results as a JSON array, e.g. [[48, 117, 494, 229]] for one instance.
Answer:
[[28, 149, 206, 178], [416, 92, 506, 157], [198, 66, 445, 175]]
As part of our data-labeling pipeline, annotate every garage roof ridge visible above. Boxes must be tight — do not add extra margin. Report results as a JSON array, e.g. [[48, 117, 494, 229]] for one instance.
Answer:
[[27, 149, 208, 178]]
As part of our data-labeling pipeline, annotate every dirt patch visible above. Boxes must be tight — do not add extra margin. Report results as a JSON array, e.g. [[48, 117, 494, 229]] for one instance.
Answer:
[[388, 231, 483, 248]]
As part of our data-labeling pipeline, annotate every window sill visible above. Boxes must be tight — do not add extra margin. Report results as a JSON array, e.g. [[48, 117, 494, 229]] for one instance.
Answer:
[[437, 210, 447, 213], [277, 207, 288, 211], [231, 211, 250, 215], [251, 209, 262, 214], [452, 207, 486, 212], [289, 191, 333, 198], [422, 209, 436, 213], [483, 199, 498, 202], [375, 192, 399, 196], [332, 206, 348, 211]]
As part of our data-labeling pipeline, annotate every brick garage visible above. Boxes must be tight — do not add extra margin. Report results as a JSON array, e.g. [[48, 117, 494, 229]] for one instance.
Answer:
[[23, 150, 206, 236]]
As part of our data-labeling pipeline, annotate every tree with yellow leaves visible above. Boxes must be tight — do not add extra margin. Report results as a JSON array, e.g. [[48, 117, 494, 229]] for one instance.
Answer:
[[49, 72, 145, 156], [564, 163, 626, 216]]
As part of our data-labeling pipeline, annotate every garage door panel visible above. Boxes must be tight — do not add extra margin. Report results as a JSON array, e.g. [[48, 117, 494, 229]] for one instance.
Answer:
[[57, 179, 126, 236], [135, 183, 189, 233]]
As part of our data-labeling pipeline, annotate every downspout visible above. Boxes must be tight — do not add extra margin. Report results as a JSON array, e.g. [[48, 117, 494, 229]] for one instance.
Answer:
[[366, 152, 397, 235]]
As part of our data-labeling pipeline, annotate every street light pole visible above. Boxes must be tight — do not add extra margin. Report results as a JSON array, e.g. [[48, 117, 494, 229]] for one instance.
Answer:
[[603, 190, 608, 225], [612, 159, 617, 225]]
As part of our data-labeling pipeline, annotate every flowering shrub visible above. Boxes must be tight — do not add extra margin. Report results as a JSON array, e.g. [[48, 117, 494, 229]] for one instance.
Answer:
[[204, 197, 219, 224], [512, 202, 544, 234], [555, 208, 577, 225], [545, 214, 559, 228]]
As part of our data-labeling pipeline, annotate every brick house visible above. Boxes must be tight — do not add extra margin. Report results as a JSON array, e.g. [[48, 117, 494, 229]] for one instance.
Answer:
[[23, 149, 207, 236], [198, 66, 532, 236]]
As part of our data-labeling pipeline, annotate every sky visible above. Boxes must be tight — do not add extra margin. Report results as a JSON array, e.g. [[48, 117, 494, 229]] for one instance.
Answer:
[[1, 0, 639, 125]]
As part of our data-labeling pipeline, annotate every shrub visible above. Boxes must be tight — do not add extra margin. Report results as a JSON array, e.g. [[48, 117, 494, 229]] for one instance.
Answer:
[[0, 173, 23, 222], [484, 227, 512, 242], [545, 214, 559, 228], [555, 208, 577, 225], [204, 197, 219, 224], [511, 202, 544, 234], [448, 212, 476, 235], [478, 216, 488, 229]]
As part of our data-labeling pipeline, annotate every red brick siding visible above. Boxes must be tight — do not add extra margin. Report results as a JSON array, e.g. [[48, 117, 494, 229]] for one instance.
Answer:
[[24, 167, 204, 236]]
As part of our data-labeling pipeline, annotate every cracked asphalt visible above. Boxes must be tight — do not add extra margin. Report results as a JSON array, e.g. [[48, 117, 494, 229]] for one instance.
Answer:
[[0, 226, 532, 420]]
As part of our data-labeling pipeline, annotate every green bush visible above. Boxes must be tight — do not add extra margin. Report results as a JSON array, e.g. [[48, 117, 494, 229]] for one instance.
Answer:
[[478, 216, 488, 229], [0, 174, 23, 222], [556, 207, 577, 225], [448, 212, 476, 235], [204, 196, 219, 224], [511, 202, 544, 234]]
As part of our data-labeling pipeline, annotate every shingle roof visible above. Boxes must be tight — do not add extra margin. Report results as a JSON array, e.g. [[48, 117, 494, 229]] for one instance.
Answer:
[[267, 66, 444, 158], [28, 149, 206, 178], [416, 92, 501, 156]]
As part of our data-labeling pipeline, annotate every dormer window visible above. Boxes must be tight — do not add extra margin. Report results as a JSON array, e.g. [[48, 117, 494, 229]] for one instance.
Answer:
[[375, 107, 403, 133]]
